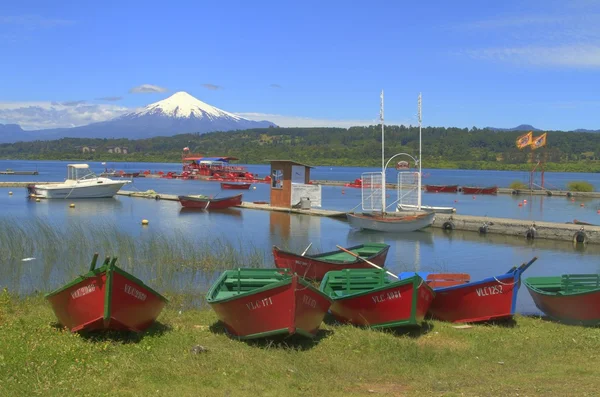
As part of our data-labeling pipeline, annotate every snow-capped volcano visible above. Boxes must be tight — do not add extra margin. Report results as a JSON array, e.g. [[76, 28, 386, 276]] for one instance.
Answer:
[[0, 91, 276, 142], [134, 91, 244, 121]]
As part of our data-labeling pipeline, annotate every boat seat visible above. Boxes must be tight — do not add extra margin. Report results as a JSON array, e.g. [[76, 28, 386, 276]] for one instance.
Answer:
[[215, 291, 241, 299], [561, 274, 600, 292], [223, 278, 281, 287]]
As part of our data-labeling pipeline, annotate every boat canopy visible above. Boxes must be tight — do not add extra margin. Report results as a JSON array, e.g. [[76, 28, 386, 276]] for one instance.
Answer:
[[68, 164, 90, 169], [183, 156, 239, 162]]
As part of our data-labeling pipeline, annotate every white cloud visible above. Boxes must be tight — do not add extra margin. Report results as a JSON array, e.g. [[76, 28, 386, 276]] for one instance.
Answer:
[[236, 112, 410, 128], [129, 84, 168, 94], [465, 44, 600, 67], [0, 101, 129, 130]]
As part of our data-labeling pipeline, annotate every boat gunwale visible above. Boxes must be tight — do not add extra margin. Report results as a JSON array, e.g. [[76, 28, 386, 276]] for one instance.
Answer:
[[524, 276, 600, 297], [320, 272, 429, 301], [273, 243, 390, 264]]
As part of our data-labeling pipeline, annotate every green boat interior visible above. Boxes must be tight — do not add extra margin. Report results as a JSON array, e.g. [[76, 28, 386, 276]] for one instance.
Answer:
[[321, 269, 397, 298], [311, 243, 388, 262], [209, 269, 292, 301], [526, 274, 600, 294]]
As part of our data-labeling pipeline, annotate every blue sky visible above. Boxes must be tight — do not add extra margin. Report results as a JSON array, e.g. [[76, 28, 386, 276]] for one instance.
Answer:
[[1, 0, 599, 130]]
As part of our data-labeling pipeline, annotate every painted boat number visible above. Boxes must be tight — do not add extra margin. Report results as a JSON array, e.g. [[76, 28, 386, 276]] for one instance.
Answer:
[[475, 285, 504, 297], [71, 284, 96, 299], [294, 260, 308, 267], [246, 297, 273, 310], [302, 295, 317, 308], [372, 290, 401, 304], [124, 284, 147, 301]]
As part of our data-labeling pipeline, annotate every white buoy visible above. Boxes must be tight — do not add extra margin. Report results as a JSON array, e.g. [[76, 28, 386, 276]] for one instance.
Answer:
[[253, 186, 256, 190], [69, 203, 75, 208], [35, 198, 41, 202], [8, 191, 13, 195], [142, 219, 149, 225]]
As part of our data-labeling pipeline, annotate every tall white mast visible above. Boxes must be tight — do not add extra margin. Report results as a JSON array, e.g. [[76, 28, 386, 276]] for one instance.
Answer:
[[380, 90, 386, 213], [417, 93, 422, 210]]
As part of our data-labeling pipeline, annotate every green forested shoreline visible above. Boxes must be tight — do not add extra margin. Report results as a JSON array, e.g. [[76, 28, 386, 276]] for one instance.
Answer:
[[2, 126, 600, 172]]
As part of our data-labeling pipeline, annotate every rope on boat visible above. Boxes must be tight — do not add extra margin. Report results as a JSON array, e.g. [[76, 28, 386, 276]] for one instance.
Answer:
[[493, 276, 519, 286]]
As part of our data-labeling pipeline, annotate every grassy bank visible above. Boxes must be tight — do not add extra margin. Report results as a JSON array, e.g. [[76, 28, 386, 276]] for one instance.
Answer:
[[1, 292, 599, 396]]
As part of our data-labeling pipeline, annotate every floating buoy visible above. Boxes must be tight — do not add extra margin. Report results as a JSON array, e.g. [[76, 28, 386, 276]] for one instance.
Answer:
[[252, 186, 256, 190], [454, 200, 458, 203], [597, 210, 600, 214], [30, 193, 36, 198], [571, 198, 575, 202], [518, 203, 523, 207], [523, 199, 527, 203], [142, 219, 149, 225], [472, 196, 476, 200], [35, 198, 40, 202], [8, 191, 13, 195], [341, 190, 345, 194], [69, 203, 75, 208], [580, 203, 585, 207]]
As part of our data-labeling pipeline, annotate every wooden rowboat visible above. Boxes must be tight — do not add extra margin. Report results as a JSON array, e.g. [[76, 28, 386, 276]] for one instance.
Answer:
[[272, 243, 390, 281], [461, 186, 498, 195], [420, 257, 537, 323], [320, 269, 435, 329], [178, 193, 242, 209], [221, 182, 251, 190], [206, 269, 332, 339], [45, 254, 168, 333], [425, 185, 458, 193], [525, 274, 600, 325]]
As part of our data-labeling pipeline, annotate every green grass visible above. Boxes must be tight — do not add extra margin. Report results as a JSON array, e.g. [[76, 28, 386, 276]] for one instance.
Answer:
[[509, 180, 528, 190], [567, 181, 595, 192], [1, 292, 599, 396]]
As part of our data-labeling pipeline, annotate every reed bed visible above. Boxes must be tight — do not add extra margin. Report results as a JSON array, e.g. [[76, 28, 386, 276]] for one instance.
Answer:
[[0, 217, 266, 302]]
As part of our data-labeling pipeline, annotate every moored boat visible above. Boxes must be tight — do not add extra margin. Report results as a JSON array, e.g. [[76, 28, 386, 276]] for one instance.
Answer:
[[344, 178, 363, 188], [45, 254, 168, 333], [425, 185, 458, 193], [221, 182, 251, 190], [347, 211, 435, 233], [177, 193, 242, 209], [419, 257, 537, 323], [524, 274, 600, 325], [397, 203, 456, 214], [272, 243, 390, 281], [206, 268, 332, 339], [320, 269, 434, 329], [28, 164, 130, 199], [461, 186, 498, 195]]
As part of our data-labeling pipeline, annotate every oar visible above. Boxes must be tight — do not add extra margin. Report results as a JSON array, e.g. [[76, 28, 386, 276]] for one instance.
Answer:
[[206, 192, 220, 210], [301, 242, 312, 256], [336, 245, 398, 279]]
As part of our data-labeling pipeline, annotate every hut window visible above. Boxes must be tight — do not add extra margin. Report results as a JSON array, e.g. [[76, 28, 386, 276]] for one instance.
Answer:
[[272, 169, 283, 189]]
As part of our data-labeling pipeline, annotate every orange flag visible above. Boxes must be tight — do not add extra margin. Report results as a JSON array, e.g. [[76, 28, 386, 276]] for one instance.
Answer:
[[530, 133, 547, 150], [516, 131, 533, 149]]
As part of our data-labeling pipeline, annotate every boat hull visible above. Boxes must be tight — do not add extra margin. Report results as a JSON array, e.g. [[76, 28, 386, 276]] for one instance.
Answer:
[[425, 185, 458, 193], [397, 204, 456, 214], [221, 183, 251, 190], [272, 244, 389, 281], [46, 260, 167, 333], [428, 274, 521, 323], [328, 277, 434, 328], [33, 180, 129, 199], [461, 186, 498, 195], [178, 193, 243, 209], [347, 212, 435, 233], [209, 275, 332, 339]]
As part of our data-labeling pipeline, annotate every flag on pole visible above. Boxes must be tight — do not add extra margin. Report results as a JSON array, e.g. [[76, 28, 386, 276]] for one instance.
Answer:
[[516, 131, 533, 149], [530, 133, 547, 150]]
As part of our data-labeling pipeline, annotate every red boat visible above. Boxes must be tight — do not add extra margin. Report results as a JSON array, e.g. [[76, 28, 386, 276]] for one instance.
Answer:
[[320, 270, 435, 329], [425, 185, 458, 193], [177, 193, 243, 209], [461, 186, 498, 195], [45, 254, 168, 333], [344, 178, 363, 188], [206, 269, 332, 339], [272, 243, 390, 281], [422, 257, 537, 323], [221, 182, 251, 190]]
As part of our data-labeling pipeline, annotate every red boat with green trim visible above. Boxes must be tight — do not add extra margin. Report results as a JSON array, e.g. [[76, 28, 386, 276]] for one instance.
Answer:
[[272, 243, 390, 281], [45, 254, 168, 333], [178, 193, 243, 209], [206, 268, 332, 339], [461, 186, 498, 195], [402, 257, 537, 323], [525, 274, 600, 325], [319, 269, 435, 329]]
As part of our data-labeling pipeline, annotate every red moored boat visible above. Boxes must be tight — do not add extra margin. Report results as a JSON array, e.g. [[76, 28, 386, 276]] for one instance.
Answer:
[[45, 254, 168, 333], [320, 270, 435, 329], [221, 182, 251, 190], [206, 269, 332, 339], [421, 257, 537, 323], [178, 193, 242, 209], [272, 243, 390, 281], [425, 185, 458, 193], [461, 186, 498, 195], [344, 178, 363, 188]]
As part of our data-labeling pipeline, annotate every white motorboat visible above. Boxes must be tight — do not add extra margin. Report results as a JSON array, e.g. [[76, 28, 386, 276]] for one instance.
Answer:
[[397, 203, 456, 214], [347, 211, 435, 233], [28, 164, 130, 199]]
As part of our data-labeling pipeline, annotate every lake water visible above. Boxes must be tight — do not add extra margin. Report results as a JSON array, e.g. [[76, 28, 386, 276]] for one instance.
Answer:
[[1, 159, 599, 315]]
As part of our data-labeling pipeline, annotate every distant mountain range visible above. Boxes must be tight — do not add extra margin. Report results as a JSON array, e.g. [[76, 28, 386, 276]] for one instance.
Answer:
[[485, 124, 600, 133], [0, 92, 276, 143]]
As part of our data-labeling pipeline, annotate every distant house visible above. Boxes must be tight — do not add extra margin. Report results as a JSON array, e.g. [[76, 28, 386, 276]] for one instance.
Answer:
[[106, 146, 128, 154], [80, 146, 97, 153]]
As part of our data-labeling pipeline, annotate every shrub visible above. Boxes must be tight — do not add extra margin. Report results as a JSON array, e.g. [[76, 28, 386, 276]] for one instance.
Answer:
[[509, 180, 527, 190], [567, 181, 594, 192]]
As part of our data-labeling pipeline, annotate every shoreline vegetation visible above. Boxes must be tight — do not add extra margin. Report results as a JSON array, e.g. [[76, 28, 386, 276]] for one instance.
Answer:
[[2, 220, 600, 394], [2, 126, 600, 173]]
